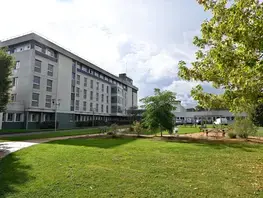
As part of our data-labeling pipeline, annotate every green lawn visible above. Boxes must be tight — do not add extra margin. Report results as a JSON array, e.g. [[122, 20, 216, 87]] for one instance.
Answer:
[[0, 128, 101, 142], [1, 138, 263, 197]]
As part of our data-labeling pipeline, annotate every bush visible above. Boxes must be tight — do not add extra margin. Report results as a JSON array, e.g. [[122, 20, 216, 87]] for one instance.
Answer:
[[40, 121, 59, 129], [234, 117, 257, 139], [110, 123, 118, 138], [228, 132, 237, 139], [133, 121, 143, 137]]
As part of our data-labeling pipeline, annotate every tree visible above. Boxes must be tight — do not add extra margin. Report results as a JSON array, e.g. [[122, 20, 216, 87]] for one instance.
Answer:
[[178, 0, 263, 115], [251, 103, 263, 126], [140, 88, 177, 136], [0, 49, 14, 112]]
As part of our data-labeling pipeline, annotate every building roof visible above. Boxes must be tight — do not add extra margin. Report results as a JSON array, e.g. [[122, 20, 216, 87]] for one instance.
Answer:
[[0, 33, 138, 91]]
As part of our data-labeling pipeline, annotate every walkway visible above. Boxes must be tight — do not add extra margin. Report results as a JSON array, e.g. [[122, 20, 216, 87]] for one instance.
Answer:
[[0, 133, 105, 159]]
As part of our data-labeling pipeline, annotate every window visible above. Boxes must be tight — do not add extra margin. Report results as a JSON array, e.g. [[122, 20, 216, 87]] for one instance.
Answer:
[[34, 59, 41, 73], [2, 113, 5, 122], [94, 72, 99, 77], [46, 79, 52, 92], [71, 86, 75, 93], [96, 93, 99, 101], [84, 77, 87, 87], [33, 76, 40, 89], [106, 96, 109, 103], [45, 95, 52, 108], [90, 102, 93, 111], [77, 75, 80, 85], [12, 77, 18, 87], [106, 105, 109, 113], [47, 64, 54, 76], [101, 104, 104, 113], [109, 79, 112, 83], [76, 87, 80, 97], [7, 113, 14, 122], [83, 89, 87, 99], [102, 94, 104, 102], [96, 82, 99, 91], [46, 49, 54, 57], [76, 100, 79, 110], [83, 101, 87, 111], [96, 104, 99, 112], [70, 100, 74, 111], [31, 113, 39, 122], [14, 61, 20, 70], [35, 45, 42, 52], [107, 86, 109, 93], [16, 113, 22, 122], [102, 84, 104, 92], [11, 94, 16, 102], [90, 91, 93, 100], [72, 73, 75, 80], [32, 93, 39, 107], [105, 76, 108, 81], [90, 80, 93, 89]]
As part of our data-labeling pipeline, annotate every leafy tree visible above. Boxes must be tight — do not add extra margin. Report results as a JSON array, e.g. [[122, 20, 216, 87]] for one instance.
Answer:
[[178, 0, 263, 114], [251, 103, 263, 126], [140, 88, 177, 136], [0, 49, 14, 112]]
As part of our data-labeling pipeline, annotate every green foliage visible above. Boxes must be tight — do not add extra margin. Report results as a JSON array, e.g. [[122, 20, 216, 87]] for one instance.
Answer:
[[228, 132, 237, 139], [178, 0, 263, 114], [234, 117, 258, 139], [140, 88, 177, 135], [251, 103, 263, 127], [0, 49, 14, 112], [132, 121, 144, 137], [109, 123, 118, 137]]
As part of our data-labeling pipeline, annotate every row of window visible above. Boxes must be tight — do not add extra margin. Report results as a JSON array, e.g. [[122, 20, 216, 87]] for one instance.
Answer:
[[33, 76, 53, 92], [34, 59, 54, 76], [73, 75, 110, 93], [75, 100, 109, 113], [2, 113, 23, 122], [31, 93, 53, 108], [75, 63, 128, 90], [73, 88, 109, 103], [35, 45, 56, 58]]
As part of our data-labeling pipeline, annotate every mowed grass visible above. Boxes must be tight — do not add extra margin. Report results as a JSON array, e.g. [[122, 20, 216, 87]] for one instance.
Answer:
[[1, 138, 263, 198], [0, 128, 101, 142]]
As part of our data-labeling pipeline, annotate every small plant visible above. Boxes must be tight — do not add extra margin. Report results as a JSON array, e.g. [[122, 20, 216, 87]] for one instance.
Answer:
[[228, 132, 237, 139], [234, 117, 257, 139], [110, 123, 118, 138], [133, 121, 143, 137]]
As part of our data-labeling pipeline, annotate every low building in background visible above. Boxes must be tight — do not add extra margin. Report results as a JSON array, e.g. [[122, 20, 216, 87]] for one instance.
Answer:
[[0, 33, 138, 129]]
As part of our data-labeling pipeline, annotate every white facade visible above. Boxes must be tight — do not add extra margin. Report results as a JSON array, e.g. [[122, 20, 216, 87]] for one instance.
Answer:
[[0, 33, 138, 129]]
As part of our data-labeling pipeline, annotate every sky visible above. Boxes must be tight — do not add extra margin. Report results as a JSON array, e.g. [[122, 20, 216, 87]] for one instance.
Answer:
[[0, 0, 220, 108]]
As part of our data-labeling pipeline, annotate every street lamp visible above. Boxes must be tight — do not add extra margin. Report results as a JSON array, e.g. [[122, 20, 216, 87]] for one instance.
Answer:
[[52, 99, 61, 132], [90, 108, 96, 127]]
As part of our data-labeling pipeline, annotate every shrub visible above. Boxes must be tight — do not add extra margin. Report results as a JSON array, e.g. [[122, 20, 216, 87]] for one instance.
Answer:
[[110, 123, 119, 138], [234, 117, 257, 139], [228, 132, 237, 139], [133, 121, 143, 137], [40, 121, 59, 129]]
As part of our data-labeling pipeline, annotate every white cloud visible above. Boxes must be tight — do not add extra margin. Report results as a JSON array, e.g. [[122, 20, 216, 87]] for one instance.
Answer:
[[0, 0, 216, 107]]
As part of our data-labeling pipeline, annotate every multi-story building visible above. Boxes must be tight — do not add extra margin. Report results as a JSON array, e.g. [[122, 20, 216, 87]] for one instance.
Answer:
[[0, 33, 138, 129]]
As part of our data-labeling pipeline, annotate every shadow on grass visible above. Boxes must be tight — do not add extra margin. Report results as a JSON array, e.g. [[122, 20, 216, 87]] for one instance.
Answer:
[[161, 136, 262, 152], [48, 137, 137, 149], [0, 153, 33, 197]]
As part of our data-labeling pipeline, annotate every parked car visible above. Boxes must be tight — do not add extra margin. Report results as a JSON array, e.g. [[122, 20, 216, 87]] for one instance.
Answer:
[[214, 118, 228, 125]]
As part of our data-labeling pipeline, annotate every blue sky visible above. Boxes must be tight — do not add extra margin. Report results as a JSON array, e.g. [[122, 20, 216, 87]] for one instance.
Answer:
[[0, 0, 217, 107]]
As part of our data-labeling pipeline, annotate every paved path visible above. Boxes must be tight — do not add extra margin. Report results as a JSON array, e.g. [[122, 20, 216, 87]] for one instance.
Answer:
[[0, 133, 105, 159], [0, 141, 38, 159]]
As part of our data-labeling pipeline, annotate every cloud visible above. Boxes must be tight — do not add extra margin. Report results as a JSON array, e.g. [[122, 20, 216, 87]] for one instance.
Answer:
[[0, 0, 217, 108]]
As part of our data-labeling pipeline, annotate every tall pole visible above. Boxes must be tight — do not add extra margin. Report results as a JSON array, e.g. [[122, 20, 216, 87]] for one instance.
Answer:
[[92, 109, 95, 127], [55, 103, 57, 132]]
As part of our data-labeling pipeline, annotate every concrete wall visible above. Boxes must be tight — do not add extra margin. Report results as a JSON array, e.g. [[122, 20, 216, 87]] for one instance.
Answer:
[[127, 87, 133, 108]]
